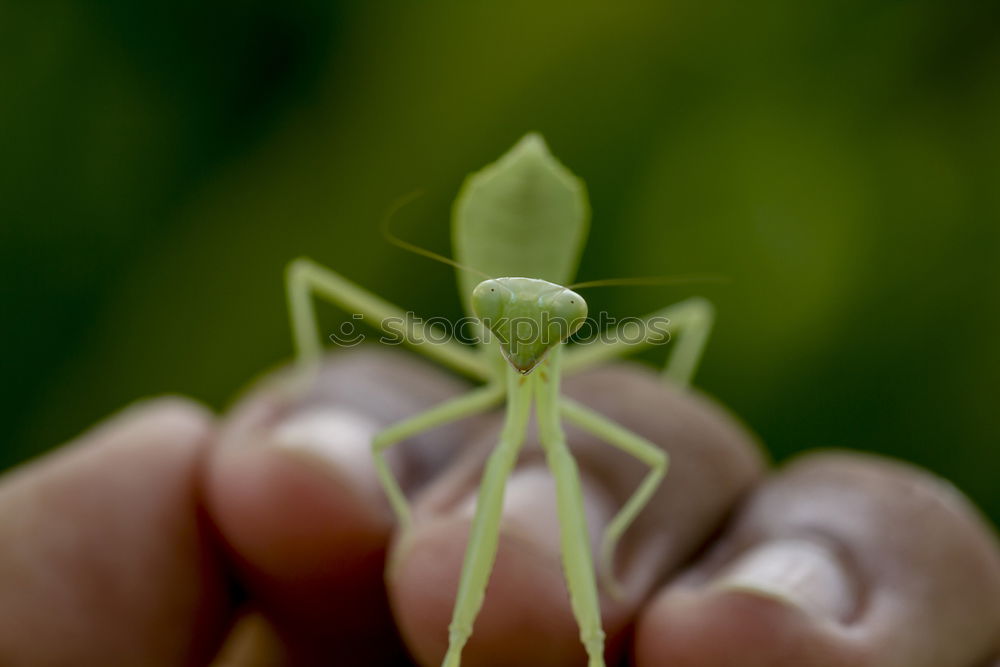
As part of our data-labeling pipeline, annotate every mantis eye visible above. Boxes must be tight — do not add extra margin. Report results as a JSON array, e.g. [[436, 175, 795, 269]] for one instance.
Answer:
[[471, 279, 508, 324], [549, 289, 588, 338]]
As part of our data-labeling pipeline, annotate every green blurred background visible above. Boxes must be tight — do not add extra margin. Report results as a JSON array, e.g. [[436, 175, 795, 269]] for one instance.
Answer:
[[2, 2, 998, 523]]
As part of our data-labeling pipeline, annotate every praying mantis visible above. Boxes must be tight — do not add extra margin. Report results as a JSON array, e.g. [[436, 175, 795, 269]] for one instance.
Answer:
[[284, 134, 714, 667]]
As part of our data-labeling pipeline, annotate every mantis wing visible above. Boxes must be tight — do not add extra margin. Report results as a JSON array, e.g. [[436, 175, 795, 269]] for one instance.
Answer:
[[452, 133, 590, 319]]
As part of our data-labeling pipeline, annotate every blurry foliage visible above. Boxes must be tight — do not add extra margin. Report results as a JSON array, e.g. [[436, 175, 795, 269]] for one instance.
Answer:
[[2, 1, 998, 522]]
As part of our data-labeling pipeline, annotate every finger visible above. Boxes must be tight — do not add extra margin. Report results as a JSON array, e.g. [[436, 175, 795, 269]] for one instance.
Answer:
[[636, 452, 1000, 667], [204, 347, 490, 665], [0, 398, 229, 666], [388, 362, 767, 666]]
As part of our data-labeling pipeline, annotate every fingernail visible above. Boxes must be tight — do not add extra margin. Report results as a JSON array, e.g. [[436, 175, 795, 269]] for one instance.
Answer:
[[271, 406, 384, 504], [712, 538, 857, 622], [453, 465, 613, 563]]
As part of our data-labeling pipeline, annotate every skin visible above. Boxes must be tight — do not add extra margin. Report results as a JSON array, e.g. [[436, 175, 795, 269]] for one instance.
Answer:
[[1, 348, 998, 666]]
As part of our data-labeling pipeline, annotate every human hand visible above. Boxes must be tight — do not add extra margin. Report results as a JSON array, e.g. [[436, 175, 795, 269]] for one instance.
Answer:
[[1, 348, 998, 666]]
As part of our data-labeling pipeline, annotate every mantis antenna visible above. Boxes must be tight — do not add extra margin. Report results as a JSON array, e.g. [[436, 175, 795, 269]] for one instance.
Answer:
[[382, 192, 721, 290], [567, 274, 728, 290], [381, 190, 493, 281]]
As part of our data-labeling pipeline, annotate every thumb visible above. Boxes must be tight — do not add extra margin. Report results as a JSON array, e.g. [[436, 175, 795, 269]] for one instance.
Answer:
[[0, 398, 229, 666]]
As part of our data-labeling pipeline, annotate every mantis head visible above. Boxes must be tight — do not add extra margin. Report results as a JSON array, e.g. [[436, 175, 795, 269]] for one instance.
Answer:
[[472, 277, 587, 374]]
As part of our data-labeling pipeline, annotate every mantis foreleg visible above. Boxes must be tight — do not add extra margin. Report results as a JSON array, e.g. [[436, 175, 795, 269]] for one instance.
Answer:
[[442, 366, 532, 667], [536, 347, 606, 667]]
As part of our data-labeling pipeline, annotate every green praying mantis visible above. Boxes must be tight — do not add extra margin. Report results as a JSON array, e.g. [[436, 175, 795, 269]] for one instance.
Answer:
[[284, 134, 715, 667]]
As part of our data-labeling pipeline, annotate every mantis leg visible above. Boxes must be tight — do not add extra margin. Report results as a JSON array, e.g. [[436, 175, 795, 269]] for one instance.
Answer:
[[562, 296, 714, 387], [535, 348, 606, 667], [560, 396, 667, 601], [285, 257, 490, 380], [442, 367, 533, 667], [373, 382, 505, 532]]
